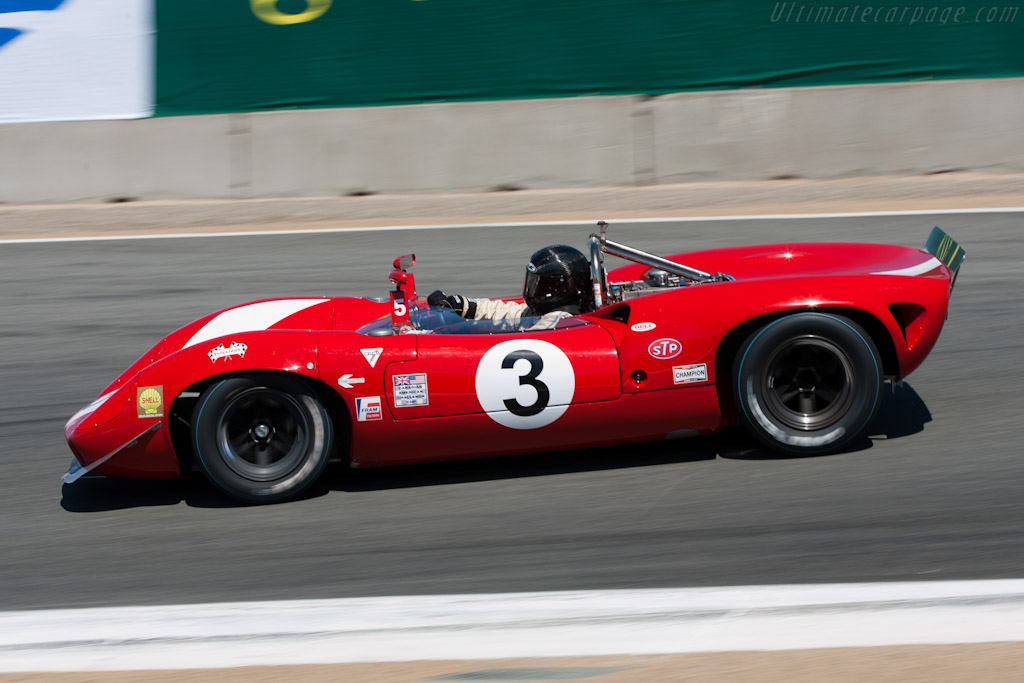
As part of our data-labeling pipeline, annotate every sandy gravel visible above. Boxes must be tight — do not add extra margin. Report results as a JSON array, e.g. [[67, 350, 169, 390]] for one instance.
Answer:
[[2, 172, 1023, 240], [3, 644, 1023, 682]]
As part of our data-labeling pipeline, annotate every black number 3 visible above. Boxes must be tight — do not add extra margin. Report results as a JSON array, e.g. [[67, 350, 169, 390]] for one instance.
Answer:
[[501, 350, 550, 417]]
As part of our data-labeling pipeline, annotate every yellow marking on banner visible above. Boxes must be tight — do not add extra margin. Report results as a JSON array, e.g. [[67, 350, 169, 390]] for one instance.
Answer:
[[251, 0, 331, 25]]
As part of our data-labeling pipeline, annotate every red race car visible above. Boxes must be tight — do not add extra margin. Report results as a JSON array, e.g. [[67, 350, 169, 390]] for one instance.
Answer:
[[64, 223, 965, 503]]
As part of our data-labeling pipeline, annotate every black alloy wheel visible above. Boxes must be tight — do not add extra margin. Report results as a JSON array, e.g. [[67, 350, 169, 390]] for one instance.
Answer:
[[734, 313, 883, 455], [192, 373, 331, 503]]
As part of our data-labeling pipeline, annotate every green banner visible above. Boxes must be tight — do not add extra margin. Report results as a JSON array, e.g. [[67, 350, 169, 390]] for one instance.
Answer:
[[155, 0, 1024, 116]]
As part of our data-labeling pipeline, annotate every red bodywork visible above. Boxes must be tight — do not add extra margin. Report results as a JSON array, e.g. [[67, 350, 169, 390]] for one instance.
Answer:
[[65, 240, 956, 479]]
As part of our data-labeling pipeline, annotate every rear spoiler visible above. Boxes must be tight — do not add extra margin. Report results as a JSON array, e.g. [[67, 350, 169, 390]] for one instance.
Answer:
[[925, 226, 965, 292]]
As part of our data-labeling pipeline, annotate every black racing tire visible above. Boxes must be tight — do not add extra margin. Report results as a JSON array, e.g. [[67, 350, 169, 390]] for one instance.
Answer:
[[733, 313, 883, 456], [192, 373, 332, 503]]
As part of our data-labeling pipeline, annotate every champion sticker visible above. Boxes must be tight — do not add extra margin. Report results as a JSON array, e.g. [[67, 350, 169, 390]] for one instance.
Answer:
[[648, 338, 682, 360], [137, 385, 163, 418], [630, 322, 657, 332], [673, 363, 708, 385], [208, 341, 247, 363], [360, 347, 383, 368], [355, 396, 383, 422]]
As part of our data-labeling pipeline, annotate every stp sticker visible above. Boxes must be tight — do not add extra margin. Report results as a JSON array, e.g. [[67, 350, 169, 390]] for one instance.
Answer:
[[630, 322, 657, 332], [648, 338, 682, 360], [475, 339, 575, 430], [137, 385, 163, 418], [355, 396, 383, 422], [360, 347, 383, 368], [393, 373, 429, 407], [673, 363, 708, 385], [208, 341, 247, 363]]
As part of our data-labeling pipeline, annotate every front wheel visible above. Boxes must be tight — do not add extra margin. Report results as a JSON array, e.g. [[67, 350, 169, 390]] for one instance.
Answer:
[[734, 313, 883, 455], [192, 373, 332, 503]]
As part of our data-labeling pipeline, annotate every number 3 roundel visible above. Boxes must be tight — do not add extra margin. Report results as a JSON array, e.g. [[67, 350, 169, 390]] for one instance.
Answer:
[[475, 340, 576, 429]]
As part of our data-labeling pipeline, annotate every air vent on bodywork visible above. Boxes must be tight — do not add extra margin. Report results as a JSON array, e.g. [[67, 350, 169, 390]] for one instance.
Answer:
[[596, 304, 630, 324], [889, 303, 927, 349]]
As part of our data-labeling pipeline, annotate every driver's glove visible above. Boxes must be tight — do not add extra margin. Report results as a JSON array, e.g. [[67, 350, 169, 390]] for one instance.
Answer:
[[427, 290, 477, 318]]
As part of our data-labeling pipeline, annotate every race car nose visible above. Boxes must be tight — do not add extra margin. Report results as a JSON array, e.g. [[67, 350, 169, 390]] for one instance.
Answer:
[[63, 378, 138, 482], [65, 378, 136, 437]]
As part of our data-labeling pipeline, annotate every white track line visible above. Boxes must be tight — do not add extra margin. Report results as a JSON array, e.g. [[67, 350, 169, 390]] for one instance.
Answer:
[[2, 206, 1023, 245], [2, 580, 1024, 672]]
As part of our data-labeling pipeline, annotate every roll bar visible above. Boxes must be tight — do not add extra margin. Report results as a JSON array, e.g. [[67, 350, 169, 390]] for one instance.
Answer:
[[589, 221, 732, 309]]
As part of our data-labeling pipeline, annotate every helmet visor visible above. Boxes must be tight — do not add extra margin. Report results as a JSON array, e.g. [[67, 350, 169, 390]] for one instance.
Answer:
[[524, 270, 567, 312]]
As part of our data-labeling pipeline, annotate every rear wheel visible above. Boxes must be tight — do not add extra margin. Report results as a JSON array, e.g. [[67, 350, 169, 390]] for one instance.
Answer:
[[734, 313, 882, 455], [192, 373, 331, 503]]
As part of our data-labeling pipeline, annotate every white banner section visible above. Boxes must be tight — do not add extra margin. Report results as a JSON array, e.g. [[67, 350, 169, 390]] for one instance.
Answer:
[[0, 0, 152, 123]]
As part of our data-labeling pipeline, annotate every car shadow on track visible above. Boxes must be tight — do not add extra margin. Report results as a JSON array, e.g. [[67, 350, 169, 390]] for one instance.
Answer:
[[60, 472, 303, 511], [326, 441, 720, 494], [869, 381, 933, 439], [718, 380, 933, 460], [60, 477, 187, 512], [60, 383, 933, 510], [329, 382, 932, 491]]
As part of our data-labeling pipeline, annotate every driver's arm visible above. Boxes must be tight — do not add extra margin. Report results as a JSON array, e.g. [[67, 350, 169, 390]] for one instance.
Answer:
[[428, 290, 530, 321], [427, 291, 477, 318], [470, 298, 529, 321]]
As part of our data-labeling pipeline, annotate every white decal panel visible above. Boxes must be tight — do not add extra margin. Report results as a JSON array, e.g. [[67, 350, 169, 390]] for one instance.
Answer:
[[355, 396, 382, 422], [360, 347, 383, 367], [183, 299, 329, 349], [673, 363, 708, 385], [475, 340, 575, 430], [393, 373, 429, 407], [208, 341, 247, 363], [630, 322, 657, 332]]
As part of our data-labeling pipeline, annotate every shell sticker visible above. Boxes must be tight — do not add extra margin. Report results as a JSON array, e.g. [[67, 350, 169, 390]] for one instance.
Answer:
[[137, 385, 163, 418]]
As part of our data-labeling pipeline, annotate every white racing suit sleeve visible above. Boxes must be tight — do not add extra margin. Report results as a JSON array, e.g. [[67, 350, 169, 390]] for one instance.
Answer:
[[470, 298, 531, 322], [526, 310, 575, 330], [469, 299, 579, 330]]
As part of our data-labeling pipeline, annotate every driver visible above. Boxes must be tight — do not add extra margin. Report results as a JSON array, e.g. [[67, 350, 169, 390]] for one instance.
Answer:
[[428, 245, 591, 330]]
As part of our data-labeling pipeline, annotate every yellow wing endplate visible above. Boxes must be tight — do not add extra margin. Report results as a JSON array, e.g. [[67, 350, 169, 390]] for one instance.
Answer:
[[925, 227, 965, 272]]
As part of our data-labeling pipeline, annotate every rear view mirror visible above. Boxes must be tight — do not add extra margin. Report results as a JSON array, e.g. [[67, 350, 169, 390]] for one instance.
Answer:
[[393, 254, 416, 270]]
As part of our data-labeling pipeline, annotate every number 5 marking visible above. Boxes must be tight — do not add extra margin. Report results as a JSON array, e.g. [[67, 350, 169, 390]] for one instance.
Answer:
[[501, 350, 550, 417], [251, 0, 331, 25]]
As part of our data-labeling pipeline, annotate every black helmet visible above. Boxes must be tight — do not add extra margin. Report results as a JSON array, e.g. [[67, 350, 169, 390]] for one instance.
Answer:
[[523, 245, 590, 315]]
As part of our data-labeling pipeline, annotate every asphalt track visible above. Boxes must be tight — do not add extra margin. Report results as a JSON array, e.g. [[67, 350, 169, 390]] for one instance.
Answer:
[[1, 213, 1020, 612]]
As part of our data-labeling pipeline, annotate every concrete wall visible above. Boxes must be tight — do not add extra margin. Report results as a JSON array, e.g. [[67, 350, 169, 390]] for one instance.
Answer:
[[2, 78, 1023, 202]]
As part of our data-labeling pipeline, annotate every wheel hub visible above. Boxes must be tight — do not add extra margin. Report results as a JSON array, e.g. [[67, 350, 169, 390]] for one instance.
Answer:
[[793, 367, 820, 392], [216, 388, 311, 482], [761, 335, 856, 431]]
